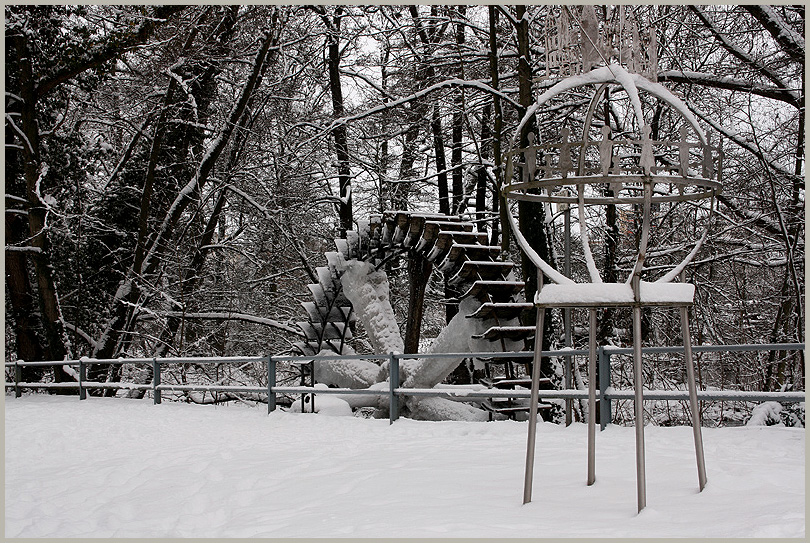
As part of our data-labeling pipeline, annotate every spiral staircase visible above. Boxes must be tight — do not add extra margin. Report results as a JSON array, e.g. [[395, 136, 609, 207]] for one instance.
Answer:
[[292, 210, 556, 419]]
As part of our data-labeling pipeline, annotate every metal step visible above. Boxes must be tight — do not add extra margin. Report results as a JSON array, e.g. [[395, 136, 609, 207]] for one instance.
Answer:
[[467, 302, 534, 320], [482, 399, 552, 415], [460, 280, 526, 302], [472, 325, 536, 341], [447, 260, 515, 286], [479, 377, 552, 389]]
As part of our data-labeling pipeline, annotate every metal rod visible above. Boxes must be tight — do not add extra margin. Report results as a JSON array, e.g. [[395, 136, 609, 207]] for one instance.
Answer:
[[632, 304, 647, 513], [523, 303, 545, 504], [389, 353, 399, 424], [310, 361, 315, 414], [681, 306, 707, 491], [6, 343, 799, 370], [587, 309, 597, 485], [564, 206, 572, 426], [267, 355, 276, 414], [598, 347, 611, 430], [15, 361, 22, 398], [79, 360, 86, 401], [4, 379, 805, 403], [152, 359, 161, 405]]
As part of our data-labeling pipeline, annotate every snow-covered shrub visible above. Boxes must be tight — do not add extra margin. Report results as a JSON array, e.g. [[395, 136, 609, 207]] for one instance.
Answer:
[[746, 402, 783, 426], [746, 401, 804, 427], [780, 402, 805, 427]]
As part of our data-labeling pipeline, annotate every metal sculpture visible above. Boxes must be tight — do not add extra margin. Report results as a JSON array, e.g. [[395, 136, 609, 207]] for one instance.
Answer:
[[508, 7, 722, 513]]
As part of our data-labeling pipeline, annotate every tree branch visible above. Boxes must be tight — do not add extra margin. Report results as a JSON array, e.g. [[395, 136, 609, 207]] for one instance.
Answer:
[[142, 28, 276, 274], [35, 6, 187, 100], [657, 70, 802, 109], [742, 5, 805, 65], [688, 6, 795, 93], [140, 311, 305, 336], [686, 102, 803, 184]]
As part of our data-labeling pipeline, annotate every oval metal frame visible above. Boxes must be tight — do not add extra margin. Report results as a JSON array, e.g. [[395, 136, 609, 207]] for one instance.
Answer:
[[504, 65, 721, 286]]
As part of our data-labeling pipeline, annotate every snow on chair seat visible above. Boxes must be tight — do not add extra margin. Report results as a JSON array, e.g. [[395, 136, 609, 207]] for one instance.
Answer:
[[535, 282, 695, 307]]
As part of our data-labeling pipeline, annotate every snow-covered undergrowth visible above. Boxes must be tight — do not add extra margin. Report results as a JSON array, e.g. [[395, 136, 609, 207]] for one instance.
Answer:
[[5, 395, 804, 538]]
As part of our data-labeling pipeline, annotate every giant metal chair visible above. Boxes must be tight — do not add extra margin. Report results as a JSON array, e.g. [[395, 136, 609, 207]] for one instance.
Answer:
[[504, 64, 721, 513]]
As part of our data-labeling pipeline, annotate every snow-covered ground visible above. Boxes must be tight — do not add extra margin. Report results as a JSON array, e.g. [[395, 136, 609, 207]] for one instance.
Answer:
[[5, 395, 805, 538]]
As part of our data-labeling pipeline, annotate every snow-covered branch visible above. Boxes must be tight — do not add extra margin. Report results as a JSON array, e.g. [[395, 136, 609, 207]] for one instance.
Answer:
[[742, 5, 805, 65], [63, 322, 98, 349], [297, 78, 520, 151], [686, 103, 802, 184], [140, 311, 304, 336], [657, 70, 801, 109], [5, 245, 43, 254], [142, 29, 275, 274], [688, 5, 794, 93]]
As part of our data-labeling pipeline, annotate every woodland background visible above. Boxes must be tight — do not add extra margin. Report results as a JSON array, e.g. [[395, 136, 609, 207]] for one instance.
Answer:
[[5, 5, 804, 405]]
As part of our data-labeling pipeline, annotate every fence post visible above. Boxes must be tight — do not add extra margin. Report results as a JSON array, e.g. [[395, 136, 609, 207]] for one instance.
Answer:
[[267, 355, 276, 414], [389, 353, 399, 424], [79, 360, 86, 400], [598, 347, 611, 430], [152, 358, 161, 405], [15, 360, 22, 398]]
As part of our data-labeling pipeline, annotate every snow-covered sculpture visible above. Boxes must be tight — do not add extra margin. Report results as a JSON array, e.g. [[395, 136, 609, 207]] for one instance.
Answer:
[[509, 61, 721, 512]]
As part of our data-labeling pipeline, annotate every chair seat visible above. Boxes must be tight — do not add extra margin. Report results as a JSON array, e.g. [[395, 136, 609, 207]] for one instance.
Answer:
[[535, 281, 694, 307]]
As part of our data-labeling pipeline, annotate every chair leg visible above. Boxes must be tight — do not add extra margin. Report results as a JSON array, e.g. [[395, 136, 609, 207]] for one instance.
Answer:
[[587, 309, 597, 485], [632, 306, 647, 513], [681, 306, 707, 491], [523, 305, 545, 504]]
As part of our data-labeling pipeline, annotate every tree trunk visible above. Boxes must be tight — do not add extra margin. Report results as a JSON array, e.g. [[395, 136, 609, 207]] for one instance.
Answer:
[[450, 6, 466, 215], [599, 91, 618, 343], [488, 6, 505, 248], [5, 213, 46, 381], [395, 115, 420, 211], [13, 33, 71, 381], [514, 6, 550, 334], [324, 8, 353, 238], [476, 104, 491, 231], [432, 106, 451, 216], [404, 254, 432, 353]]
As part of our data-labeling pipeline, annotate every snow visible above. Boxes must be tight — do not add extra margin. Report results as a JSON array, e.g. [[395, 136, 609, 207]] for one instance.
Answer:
[[406, 396, 489, 422], [311, 347, 382, 389], [402, 296, 522, 391], [5, 396, 804, 538], [287, 384, 354, 416], [339, 259, 404, 355], [747, 401, 784, 426], [536, 282, 695, 305], [577, 186, 603, 283]]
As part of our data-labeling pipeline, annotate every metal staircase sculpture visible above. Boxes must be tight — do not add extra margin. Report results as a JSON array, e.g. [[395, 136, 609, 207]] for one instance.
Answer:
[[292, 210, 554, 419]]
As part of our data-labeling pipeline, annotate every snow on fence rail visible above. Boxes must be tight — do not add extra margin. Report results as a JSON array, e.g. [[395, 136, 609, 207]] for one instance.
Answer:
[[5, 344, 804, 425]]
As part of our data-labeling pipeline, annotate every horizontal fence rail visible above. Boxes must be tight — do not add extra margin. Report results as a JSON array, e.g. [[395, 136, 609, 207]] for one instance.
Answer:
[[5, 344, 805, 425]]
